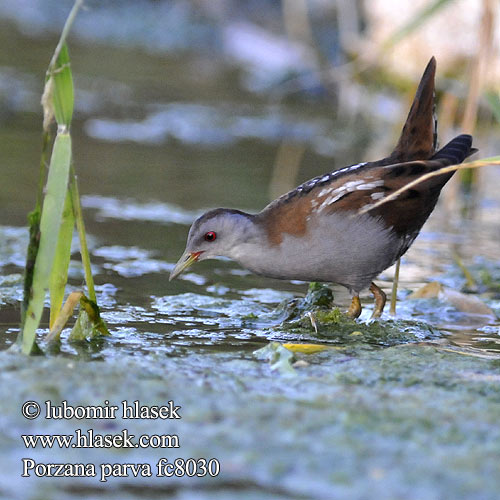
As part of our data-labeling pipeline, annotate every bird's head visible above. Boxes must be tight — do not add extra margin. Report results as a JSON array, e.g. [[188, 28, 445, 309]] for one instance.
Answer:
[[169, 208, 258, 280]]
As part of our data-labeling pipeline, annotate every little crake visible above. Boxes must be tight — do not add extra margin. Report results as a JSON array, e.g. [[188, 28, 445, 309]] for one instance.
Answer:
[[170, 58, 476, 318]]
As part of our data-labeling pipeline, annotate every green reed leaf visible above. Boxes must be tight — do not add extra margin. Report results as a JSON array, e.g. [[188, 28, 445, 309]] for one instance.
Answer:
[[20, 133, 72, 354], [52, 44, 74, 128], [49, 191, 75, 328]]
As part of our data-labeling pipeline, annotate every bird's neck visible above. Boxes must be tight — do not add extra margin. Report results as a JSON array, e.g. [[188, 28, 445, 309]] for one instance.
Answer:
[[224, 215, 271, 270]]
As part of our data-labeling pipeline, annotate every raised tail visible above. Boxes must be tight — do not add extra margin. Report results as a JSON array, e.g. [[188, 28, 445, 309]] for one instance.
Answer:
[[391, 57, 437, 162], [424, 133, 476, 188], [431, 133, 476, 163]]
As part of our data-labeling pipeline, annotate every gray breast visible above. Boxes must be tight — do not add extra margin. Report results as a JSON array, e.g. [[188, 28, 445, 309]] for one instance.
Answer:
[[233, 211, 402, 293]]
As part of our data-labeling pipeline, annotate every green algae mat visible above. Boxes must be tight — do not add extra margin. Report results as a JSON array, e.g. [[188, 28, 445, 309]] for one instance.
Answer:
[[1, 340, 499, 500]]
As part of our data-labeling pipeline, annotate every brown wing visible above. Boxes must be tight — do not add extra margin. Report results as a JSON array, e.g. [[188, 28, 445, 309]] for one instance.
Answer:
[[316, 134, 474, 236], [259, 135, 474, 247], [330, 160, 447, 235]]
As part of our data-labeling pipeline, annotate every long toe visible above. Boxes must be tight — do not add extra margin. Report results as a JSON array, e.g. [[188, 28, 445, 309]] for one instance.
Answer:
[[346, 296, 362, 319], [369, 282, 386, 318]]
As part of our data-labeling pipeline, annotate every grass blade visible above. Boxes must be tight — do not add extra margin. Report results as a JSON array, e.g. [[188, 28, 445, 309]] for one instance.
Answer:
[[20, 133, 72, 354], [21, 208, 41, 326], [358, 157, 500, 216], [52, 44, 74, 128], [69, 171, 96, 302], [46, 290, 83, 342], [21, 129, 52, 324], [49, 191, 75, 328], [389, 258, 401, 316]]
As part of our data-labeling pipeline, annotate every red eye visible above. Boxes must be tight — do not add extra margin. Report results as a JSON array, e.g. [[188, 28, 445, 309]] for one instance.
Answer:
[[204, 231, 217, 242]]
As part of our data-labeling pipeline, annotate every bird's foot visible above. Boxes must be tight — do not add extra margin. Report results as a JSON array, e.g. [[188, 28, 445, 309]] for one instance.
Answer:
[[369, 282, 386, 319], [346, 295, 361, 319]]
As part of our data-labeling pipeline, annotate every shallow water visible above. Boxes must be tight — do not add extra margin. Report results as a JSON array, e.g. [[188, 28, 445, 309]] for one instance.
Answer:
[[1, 12, 500, 500]]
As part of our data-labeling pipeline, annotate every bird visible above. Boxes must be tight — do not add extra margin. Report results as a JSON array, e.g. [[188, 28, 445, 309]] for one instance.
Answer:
[[170, 57, 476, 319]]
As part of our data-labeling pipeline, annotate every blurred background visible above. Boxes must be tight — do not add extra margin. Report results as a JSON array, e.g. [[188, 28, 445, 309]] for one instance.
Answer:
[[1, 0, 499, 217], [1, 3, 500, 499]]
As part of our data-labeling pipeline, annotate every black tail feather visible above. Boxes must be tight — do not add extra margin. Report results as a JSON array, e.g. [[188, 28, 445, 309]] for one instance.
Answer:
[[431, 134, 476, 164]]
